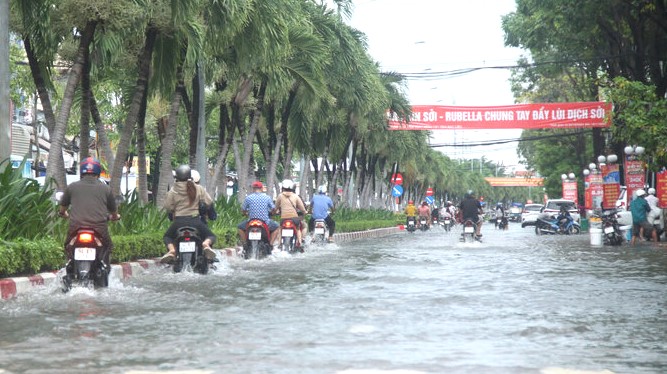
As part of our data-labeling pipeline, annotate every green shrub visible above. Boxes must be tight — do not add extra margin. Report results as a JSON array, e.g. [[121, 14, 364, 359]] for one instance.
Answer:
[[0, 238, 64, 277]]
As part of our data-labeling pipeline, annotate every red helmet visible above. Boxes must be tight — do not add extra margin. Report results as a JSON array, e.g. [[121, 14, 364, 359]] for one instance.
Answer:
[[422, 202, 428, 206], [251, 181, 263, 189], [408, 200, 414, 204]]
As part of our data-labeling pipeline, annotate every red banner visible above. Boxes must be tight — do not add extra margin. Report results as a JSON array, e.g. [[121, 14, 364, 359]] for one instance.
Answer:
[[387, 102, 612, 130], [562, 180, 578, 204], [584, 174, 592, 210], [590, 173, 603, 210], [601, 163, 620, 210], [657, 170, 667, 208], [623, 156, 645, 202]]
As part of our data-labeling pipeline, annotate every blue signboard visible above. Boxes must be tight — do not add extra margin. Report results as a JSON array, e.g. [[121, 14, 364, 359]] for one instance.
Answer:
[[392, 185, 403, 197], [425, 195, 435, 204]]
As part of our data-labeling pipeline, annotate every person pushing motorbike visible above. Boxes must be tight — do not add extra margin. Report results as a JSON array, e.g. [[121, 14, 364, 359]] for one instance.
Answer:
[[58, 157, 120, 274]]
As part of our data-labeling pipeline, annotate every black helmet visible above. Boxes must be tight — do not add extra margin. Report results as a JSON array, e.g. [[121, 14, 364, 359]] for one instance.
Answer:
[[174, 165, 191, 182]]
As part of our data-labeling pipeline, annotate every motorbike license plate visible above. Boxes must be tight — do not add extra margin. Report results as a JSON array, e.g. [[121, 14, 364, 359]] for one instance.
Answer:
[[464, 226, 475, 233], [74, 247, 96, 261], [282, 229, 294, 237], [179, 241, 196, 253], [604, 226, 615, 234], [444, 220, 450, 224], [420, 220, 426, 225], [248, 231, 262, 241], [315, 227, 325, 234]]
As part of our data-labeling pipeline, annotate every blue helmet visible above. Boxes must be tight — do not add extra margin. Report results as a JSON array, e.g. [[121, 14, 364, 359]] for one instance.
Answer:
[[80, 157, 102, 176]]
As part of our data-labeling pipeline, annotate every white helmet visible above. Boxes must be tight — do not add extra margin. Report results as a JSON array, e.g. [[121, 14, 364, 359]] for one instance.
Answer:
[[317, 185, 327, 194], [648, 187, 656, 195], [191, 170, 201, 183], [636, 189, 646, 197], [281, 179, 295, 191]]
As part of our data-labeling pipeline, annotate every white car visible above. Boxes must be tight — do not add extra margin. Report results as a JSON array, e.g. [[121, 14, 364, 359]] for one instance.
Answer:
[[521, 203, 545, 228]]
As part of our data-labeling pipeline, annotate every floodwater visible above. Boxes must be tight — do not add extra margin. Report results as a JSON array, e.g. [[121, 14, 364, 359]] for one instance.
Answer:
[[1, 221, 667, 374]]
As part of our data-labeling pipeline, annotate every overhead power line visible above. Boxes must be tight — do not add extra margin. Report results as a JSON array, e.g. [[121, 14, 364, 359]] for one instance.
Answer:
[[428, 129, 589, 148]]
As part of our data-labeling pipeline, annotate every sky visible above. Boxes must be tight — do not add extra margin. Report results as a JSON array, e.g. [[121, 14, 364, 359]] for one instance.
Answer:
[[345, 0, 528, 171]]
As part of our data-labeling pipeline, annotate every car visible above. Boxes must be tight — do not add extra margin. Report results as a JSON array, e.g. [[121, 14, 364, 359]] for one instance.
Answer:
[[521, 203, 544, 228], [542, 199, 580, 222]]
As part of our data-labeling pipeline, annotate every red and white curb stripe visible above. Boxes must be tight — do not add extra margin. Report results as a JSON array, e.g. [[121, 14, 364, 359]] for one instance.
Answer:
[[1, 227, 401, 300]]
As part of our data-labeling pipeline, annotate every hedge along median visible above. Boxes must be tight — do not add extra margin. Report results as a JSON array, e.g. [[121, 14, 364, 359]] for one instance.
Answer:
[[0, 221, 399, 279]]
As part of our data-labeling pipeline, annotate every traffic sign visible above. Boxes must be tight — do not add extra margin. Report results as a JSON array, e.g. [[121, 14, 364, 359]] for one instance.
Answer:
[[391, 173, 403, 185], [426, 187, 433, 196], [391, 185, 403, 197], [425, 195, 435, 204]]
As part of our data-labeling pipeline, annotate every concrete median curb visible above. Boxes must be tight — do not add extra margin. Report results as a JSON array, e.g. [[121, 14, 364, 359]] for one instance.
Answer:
[[1, 226, 401, 300]]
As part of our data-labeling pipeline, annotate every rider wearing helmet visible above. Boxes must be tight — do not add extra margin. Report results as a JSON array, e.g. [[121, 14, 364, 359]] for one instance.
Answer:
[[58, 157, 120, 271], [630, 189, 657, 244], [646, 187, 659, 208], [404, 200, 418, 226], [238, 181, 279, 246], [274, 179, 308, 247], [459, 191, 483, 238], [418, 201, 432, 228], [494, 202, 505, 228], [189, 169, 217, 223], [308, 185, 336, 242], [161, 165, 217, 263]]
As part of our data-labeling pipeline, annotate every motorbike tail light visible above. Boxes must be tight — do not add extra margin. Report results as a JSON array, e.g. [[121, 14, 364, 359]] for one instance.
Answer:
[[184, 237, 191, 241], [78, 232, 94, 243], [284, 220, 293, 228]]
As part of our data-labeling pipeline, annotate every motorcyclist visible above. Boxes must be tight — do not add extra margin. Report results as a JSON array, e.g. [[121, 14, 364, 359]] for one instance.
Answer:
[[459, 191, 483, 238], [646, 188, 663, 239], [58, 157, 120, 273], [237, 181, 279, 246], [418, 201, 431, 228], [308, 185, 336, 242], [160, 165, 217, 264], [431, 205, 440, 223], [404, 200, 418, 227], [494, 203, 505, 228], [556, 205, 572, 231], [274, 179, 307, 247]]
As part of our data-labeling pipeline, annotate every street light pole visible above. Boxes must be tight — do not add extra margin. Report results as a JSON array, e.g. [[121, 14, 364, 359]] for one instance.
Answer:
[[0, 0, 10, 169]]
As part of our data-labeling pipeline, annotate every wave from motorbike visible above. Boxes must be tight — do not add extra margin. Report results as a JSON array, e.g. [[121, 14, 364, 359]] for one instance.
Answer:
[[534, 213, 580, 235], [62, 228, 110, 292], [243, 219, 273, 260], [172, 226, 214, 274]]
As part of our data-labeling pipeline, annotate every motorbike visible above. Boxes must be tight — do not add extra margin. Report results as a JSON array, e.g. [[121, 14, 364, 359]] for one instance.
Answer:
[[312, 219, 329, 243], [432, 216, 439, 227], [535, 213, 581, 235], [406, 217, 417, 233], [173, 226, 210, 274], [600, 210, 623, 245], [419, 216, 430, 231], [280, 219, 303, 254], [497, 216, 509, 230], [62, 228, 110, 292], [460, 219, 478, 243], [243, 219, 273, 260], [441, 216, 453, 231]]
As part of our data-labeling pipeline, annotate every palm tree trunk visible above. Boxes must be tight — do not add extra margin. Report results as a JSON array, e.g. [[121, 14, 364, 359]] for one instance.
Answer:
[[89, 94, 114, 168], [79, 44, 91, 159], [236, 78, 268, 200], [156, 82, 184, 206], [208, 101, 234, 196], [46, 20, 97, 190], [110, 25, 157, 196], [23, 37, 56, 135], [136, 76, 149, 204]]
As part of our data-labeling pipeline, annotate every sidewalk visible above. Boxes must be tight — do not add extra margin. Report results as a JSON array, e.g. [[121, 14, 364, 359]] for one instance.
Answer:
[[1, 226, 400, 300]]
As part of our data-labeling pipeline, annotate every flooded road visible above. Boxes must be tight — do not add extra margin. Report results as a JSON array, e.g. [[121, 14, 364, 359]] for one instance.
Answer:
[[1, 222, 667, 374]]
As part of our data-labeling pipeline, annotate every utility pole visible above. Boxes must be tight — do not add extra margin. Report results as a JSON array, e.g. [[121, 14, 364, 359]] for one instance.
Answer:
[[0, 0, 10, 169]]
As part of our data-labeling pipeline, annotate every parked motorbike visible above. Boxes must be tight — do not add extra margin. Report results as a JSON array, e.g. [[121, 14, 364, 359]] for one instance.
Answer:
[[243, 219, 272, 260], [406, 217, 417, 233], [535, 213, 581, 235], [460, 219, 478, 243], [312, 219, 329, 243], [62, 228, 110, 292], [280, 219, 303, 254], [600, 210, 623, 245], [173, 226, 210, 274]]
